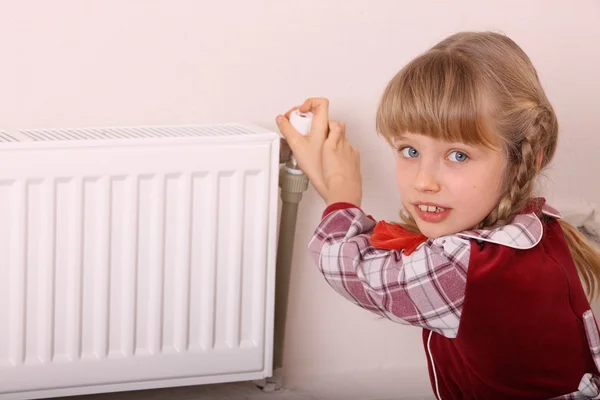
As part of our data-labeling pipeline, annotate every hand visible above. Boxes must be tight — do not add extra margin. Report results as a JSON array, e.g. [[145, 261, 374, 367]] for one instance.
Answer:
[[276, 98, 362, 207], [276, 98, 330, 198]]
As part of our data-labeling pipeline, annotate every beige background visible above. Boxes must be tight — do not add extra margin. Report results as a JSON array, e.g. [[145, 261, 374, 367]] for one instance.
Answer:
[[1, 1, 598, 398]]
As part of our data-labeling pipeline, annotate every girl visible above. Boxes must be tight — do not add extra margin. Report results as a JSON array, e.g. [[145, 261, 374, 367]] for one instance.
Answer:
[[276, 32, 600, 399]]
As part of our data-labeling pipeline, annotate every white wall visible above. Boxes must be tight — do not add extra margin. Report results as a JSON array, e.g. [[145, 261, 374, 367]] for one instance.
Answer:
[[1, 1, 598, 398]]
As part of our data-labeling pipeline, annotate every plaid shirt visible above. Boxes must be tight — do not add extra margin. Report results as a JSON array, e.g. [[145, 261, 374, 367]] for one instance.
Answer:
[[309, 203, 600, 399], [308, 204, 549, 338]]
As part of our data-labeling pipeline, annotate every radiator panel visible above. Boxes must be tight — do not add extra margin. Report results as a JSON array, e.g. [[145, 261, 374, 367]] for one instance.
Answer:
[[0, 127, 278, 397]]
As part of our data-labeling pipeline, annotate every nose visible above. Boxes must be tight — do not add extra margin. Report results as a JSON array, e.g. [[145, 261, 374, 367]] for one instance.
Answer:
[[414, 162, 441, 193]]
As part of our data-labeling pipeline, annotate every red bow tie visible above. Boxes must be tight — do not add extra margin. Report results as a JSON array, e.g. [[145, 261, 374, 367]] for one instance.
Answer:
[[370, 221, 429, 255]]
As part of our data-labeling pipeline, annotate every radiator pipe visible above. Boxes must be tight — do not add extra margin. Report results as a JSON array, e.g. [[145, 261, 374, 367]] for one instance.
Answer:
[[260, 140, 309, 392]]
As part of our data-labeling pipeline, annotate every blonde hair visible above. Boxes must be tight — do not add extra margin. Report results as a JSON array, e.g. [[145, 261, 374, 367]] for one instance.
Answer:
[[376, 31, 600, 299]]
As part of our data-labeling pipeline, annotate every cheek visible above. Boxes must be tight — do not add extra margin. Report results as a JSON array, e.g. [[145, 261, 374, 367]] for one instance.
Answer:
[[395, 159, 412, 190], [447, 164, 502, 192], [460, 168, 504, 205], [481, 163, 506, 192]]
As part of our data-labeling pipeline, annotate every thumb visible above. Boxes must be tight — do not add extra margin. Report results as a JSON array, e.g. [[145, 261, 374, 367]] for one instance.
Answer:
[[276, 115, 303, 147]]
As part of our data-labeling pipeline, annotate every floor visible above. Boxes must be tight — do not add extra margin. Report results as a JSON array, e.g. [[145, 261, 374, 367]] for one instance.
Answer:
[[57, 381, 311, 400], [54, 381, 358, 400], [48, 367, 435, 400], [54, 380, 420, 400]]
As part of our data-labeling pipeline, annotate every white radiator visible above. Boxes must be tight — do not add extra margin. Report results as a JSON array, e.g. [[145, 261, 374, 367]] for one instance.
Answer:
[[0, 125, 280, 399]]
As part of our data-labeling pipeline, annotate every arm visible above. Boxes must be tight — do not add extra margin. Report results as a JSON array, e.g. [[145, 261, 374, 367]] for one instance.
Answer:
[[276, 99, 467, 337], [309, 204, 471, 339]]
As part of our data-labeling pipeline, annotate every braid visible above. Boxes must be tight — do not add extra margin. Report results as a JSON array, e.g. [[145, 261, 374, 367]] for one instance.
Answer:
[[479, 106, 548, 229], [535, 103, 559, 167]]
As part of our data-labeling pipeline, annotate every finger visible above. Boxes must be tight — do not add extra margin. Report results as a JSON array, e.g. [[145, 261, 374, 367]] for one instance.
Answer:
[[276, 115, 303, 146], [327, 121, 344, 145], [298, 98, 329, 140], [284, 106, 300, 119]]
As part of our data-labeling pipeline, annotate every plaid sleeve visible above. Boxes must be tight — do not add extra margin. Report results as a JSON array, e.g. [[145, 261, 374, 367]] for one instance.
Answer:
[[308, 207, 470, 338]]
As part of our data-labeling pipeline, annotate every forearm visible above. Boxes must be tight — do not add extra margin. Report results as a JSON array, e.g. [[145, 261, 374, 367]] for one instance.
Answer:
[[308, 205, 470, 338], [324, 175, 362, 208]]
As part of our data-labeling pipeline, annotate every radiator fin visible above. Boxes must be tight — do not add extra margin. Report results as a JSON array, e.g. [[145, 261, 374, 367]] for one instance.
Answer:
[[19, 125, 264, 142], [0, 131, 19, 143]]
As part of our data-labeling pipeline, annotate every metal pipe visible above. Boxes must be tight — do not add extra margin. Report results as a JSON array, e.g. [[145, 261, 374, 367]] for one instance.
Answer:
[[259, 140, 309, 392], [274, 169, 308, 369]]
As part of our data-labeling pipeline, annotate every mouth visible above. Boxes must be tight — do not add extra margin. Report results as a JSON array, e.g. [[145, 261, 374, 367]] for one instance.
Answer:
[[412, 203, 452, 223]]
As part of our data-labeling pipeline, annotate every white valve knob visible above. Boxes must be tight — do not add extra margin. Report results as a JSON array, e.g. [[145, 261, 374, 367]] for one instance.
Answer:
[[289, 110, 313, 136]]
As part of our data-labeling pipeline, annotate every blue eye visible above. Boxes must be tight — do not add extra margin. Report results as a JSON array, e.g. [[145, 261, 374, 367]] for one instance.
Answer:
[[448, 151, 468, 162], [401, 147, 419, 158]]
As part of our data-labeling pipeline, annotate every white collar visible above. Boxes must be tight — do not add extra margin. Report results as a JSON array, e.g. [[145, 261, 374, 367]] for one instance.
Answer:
[[456, 204, 561, 250]]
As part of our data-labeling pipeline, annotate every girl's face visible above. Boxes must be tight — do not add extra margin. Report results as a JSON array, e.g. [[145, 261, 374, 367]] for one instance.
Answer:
[[394, 133, 506, 239]]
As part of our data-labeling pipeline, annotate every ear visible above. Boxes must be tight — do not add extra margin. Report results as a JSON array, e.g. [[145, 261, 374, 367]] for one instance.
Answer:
[[536, 152, 543, 169]]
